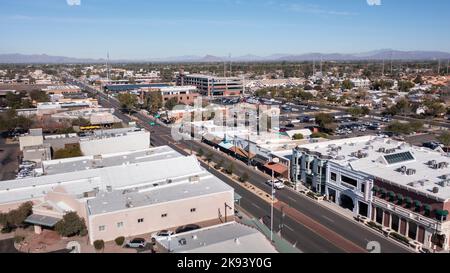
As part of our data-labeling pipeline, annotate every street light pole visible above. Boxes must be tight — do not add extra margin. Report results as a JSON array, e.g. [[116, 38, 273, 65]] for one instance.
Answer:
[[270, 157, 280, 242], [271, 168, 274, 242]]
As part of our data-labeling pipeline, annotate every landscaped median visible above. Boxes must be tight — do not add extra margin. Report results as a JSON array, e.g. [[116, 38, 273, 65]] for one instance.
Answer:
[[194, 151, 278, 204]]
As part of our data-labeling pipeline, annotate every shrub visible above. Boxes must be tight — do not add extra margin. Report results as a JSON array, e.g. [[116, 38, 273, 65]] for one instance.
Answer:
[[93, 240, 105, 251], [115, 236, 125, 246], [225, 163, 234, 175], [14, 235, 25, 244], [390, 232, 410, 245], [239, 173, 249, 183], [310, 132, 328, 139]]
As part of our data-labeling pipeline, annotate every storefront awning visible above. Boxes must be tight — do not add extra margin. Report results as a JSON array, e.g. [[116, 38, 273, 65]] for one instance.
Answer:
[[435, 210, 449, 217], [264, 162, 288, 176], [25, 214, 61, 227]]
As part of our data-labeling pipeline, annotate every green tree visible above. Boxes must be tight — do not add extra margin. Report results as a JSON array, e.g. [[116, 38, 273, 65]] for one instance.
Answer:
[[55, 212, 87, 237], [226, 163, 234, 175], [117, 93, 137, 113], [310, 132, 329, 139], [398, 81, 415, 92], [29, 90, 50, 103], [0, 202, 33, 228], [146, 92, 163, 113], [206, 152, 213, 166], [413, 75, 424, 85], [315, 113, 335, 131], [197, 148, 204, 158], [165, 97, 179, 110], [71, 117, 90, 127], [239, 173, 249, 183], [341, 79, 354, 90], [292, 133, 304, 140], [438, 132, 450, 147]]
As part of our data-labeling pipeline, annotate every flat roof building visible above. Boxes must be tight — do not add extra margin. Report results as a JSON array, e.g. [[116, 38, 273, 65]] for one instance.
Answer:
[[177, 74, 243, 97], [0, 146, 235, 246], [291, 136, 450, 251], [157, 222, 277, 253]]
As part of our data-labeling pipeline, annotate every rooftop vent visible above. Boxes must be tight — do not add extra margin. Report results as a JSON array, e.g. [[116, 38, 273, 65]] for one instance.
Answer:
[[192, 235, 198, 240], [234, 238, 241, 245], [439, 180, 450, 187], [126, 201, 133, 208], [189, 175, 200, 183], [406, 169, 416, 176], [433, 187, 439, 194], [428, 160, 437, 166], [178, 238, 187, 246]]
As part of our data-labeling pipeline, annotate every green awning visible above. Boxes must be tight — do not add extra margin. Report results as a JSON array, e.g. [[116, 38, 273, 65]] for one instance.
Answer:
[[414, 200, 422, 207], [388, 191, 395, 197], [396, 194, 404, 200], [435, 210, 449, 217], [424, 204, 432, 211], [405, 197, 413, 203], [372, 186, 379, 192]]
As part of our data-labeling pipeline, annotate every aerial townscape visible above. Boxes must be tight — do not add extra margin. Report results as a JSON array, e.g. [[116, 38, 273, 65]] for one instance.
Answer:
[[0, 0, 450, 263]]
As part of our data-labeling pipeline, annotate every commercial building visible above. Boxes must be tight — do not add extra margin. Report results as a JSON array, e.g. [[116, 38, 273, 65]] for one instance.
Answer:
[[19, 129, 44, 151], [291, 136, 450, 250], [177, 74, 243, 97], [0, 146, 235, 245], [51, 108, 121, 125], [156, 221, 277, 253], [140, 85, 200, 106], [79, 127, 150, 156], [43, 85, 82, 95]]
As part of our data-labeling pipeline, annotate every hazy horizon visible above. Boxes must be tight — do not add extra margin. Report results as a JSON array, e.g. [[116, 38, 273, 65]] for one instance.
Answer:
[[1, 0, 450, 59]]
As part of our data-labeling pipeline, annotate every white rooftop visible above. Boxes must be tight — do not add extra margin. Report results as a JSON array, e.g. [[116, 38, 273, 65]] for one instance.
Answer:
[[0, 147, 208, 205], [298, 136, 450, 201], [157, 221, 277, 253], [86, 170, 233, 215], [43, 146, 181, 175]]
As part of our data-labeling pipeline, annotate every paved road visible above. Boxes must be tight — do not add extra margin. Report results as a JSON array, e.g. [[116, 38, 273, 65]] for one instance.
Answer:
[[70, 77, 412, 253]]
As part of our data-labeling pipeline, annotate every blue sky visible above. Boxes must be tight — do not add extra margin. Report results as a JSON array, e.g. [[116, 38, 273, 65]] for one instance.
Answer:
[[0, 0, 449, 59]]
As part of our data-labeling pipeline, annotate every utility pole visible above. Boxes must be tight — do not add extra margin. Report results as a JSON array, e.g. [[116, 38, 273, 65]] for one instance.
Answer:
[[438, 59, 441, 75], [447, 60, 449, 75], [270, 157, 280, 242]]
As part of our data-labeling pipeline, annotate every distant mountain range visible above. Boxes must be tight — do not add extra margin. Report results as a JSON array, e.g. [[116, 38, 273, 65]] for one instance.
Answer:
[[1, 49, 450, 64]]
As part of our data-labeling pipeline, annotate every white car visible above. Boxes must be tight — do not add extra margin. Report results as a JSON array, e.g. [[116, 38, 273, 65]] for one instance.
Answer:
[[266, 180, 285, 190], [151, 230, 174, 241]]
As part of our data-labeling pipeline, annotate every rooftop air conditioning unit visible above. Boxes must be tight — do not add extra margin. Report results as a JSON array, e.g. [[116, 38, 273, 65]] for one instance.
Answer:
[[428, 160, 437, 166], [432, 187, 439, 194], [406, 169, 416, 176], [399, 166, 407, 173]]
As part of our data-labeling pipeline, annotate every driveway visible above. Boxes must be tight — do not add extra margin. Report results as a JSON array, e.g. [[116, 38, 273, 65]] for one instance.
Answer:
[[0, 239, 20, 253]]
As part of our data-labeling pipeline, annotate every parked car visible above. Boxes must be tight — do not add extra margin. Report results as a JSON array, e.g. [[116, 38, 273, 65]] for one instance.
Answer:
[[151, 230, 174, 241], [175, 224, 201, 234], [126, 238, 147, 248], [266, 179, 285, 190]]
